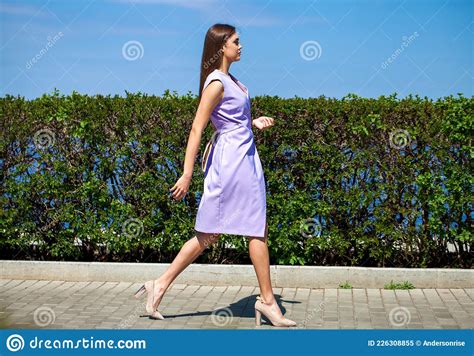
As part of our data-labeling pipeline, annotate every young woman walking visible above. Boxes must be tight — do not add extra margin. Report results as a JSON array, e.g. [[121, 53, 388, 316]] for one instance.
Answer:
[[134, 24, 296, 327]]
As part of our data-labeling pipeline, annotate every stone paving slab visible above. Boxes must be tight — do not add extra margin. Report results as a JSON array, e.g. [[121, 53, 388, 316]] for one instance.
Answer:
[[0, 279, 473, 330]]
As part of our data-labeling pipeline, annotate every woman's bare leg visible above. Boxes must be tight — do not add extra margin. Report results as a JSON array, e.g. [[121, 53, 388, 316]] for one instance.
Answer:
[[249, 223, 288, 320], [249, 222, 297, 326], [152, 232, 220, 309], [248, 223, 278, 304]]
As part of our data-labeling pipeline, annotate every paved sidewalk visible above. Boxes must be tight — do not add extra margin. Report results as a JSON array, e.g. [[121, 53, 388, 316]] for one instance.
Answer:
[[0, 279, 473, 329]]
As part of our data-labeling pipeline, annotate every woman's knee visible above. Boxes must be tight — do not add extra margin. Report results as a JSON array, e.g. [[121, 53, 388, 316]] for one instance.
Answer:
[[196, 232, 220, 249]]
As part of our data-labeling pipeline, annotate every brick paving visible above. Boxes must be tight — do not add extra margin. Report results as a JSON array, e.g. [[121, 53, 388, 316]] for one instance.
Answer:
[[0, 279, 473, 329]]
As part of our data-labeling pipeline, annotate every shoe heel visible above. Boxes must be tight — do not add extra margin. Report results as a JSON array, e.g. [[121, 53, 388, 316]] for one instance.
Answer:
[[255, 309, 262, 326], [134, 284, 146, 299]]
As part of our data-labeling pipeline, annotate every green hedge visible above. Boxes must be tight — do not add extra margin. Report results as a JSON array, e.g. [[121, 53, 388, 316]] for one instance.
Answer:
[[0, 89, 472, 267]]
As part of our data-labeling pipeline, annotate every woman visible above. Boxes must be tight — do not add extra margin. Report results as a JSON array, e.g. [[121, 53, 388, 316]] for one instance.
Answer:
[[134, 24, 296, 327]]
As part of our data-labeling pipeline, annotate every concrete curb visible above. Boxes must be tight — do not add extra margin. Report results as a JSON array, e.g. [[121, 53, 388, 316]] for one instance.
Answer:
[[1, 260, 473, 288]]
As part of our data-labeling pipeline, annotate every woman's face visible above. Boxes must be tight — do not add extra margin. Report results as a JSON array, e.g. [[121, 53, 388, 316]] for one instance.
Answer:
[[223, 32, 242, 62]]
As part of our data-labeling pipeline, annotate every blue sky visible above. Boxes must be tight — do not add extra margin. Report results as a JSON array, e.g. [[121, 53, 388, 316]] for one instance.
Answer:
[[0, 0, 472, 99]]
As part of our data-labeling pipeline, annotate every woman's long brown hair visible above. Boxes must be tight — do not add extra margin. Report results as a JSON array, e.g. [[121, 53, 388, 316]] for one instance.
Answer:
[[198, 24, 236, 100]]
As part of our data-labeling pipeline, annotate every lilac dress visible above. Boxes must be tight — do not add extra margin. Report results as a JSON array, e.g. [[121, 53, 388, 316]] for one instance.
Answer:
[[194, 69, 266, 238]]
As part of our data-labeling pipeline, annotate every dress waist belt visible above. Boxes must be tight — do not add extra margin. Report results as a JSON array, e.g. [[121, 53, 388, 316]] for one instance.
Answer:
[[201, 123, 252, 173], [217, 122, 250, 135]]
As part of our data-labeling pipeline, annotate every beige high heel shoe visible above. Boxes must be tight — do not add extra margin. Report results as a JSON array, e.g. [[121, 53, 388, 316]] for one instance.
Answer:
[[254, 295, 297, 327], [134, 280, 165, 320]]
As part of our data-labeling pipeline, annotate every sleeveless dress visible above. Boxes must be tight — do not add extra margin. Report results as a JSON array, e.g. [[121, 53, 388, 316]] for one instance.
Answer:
[[194, 69, 267, 238]]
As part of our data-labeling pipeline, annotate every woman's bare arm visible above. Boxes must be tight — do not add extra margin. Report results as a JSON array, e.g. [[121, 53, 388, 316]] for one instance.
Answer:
[[170, 80, 224, 200], [182, 81, 223, 178]]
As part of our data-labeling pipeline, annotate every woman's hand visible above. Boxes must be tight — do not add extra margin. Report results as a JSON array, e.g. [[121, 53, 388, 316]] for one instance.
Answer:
[[253, 116, 275, 131], [170, 174, 191, 200]]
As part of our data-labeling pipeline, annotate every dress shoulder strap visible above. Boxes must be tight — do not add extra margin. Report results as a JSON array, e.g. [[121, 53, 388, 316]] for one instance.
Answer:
[[203, 70, 225, 93]]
